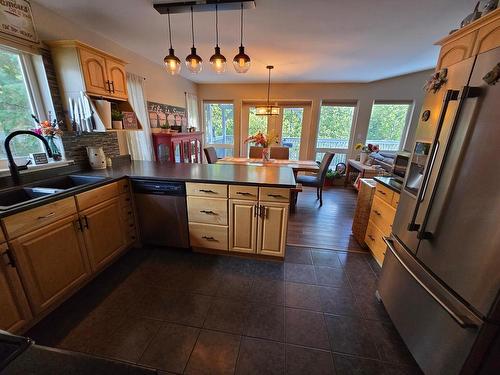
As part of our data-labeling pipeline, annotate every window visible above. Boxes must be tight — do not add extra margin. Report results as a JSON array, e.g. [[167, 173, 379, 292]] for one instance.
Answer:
[[281, 107, 304, 160], [315, 103, 357, 166], [366, 102, 413, 151], [204, 102, 234, 157], [0, 46, 49, 160]]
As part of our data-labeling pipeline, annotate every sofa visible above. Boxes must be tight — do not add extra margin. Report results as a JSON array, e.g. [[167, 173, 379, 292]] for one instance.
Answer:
[[368, 151, 396, 172]]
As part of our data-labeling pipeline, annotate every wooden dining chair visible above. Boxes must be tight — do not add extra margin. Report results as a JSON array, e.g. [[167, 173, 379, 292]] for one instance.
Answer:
[[204, 147, 218, 164], [249, 146, 262, 158], [270, 146, 289, 160], [295, 152, 335, 206]]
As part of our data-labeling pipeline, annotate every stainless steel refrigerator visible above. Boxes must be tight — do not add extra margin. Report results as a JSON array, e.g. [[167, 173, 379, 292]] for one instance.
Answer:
[[378, 46, 500, 375]]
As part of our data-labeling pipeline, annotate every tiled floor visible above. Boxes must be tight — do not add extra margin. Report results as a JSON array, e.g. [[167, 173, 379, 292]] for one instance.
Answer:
[[26, 247, 422, 374]]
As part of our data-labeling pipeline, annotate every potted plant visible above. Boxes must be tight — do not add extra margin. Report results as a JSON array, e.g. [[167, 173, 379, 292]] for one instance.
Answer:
[[244, 131, 279, 161], [111, 109, 124, 130], [355, 143, 379, 164]]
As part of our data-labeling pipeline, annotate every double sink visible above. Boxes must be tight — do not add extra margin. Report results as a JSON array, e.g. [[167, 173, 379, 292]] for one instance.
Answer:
[[0, 175, 108, 211]]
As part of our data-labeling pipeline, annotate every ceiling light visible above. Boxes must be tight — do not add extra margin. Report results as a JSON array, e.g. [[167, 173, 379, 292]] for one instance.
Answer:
[[185, 6, 203, 74], [256, 65, 280, 116], [233, 2, 250, 73], [164, 9, 181, 75], [209, 4, 227, 74]]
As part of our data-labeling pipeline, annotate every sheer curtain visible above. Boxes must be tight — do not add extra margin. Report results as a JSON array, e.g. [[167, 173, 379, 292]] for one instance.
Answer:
[[125, 73, 154, 160], [185, 92, 200, 130]]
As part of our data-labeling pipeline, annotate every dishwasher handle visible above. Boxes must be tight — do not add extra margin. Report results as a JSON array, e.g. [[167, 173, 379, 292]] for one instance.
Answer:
[[131, 179, 186, 196]]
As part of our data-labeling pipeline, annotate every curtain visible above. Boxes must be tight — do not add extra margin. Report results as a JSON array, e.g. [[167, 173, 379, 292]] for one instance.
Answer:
[[185, 92, 200, 130], [125, 73, 154, 160]]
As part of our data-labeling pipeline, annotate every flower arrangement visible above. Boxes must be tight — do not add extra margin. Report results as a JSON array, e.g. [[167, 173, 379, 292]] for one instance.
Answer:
[[244, 131, 279, 148], [355, 143, 379, 153], [32, 114, 63, 161]]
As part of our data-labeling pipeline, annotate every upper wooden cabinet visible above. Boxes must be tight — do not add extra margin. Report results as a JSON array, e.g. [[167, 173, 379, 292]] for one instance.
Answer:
[[436, 9, 500, 70], [48, 40, 128, 101]]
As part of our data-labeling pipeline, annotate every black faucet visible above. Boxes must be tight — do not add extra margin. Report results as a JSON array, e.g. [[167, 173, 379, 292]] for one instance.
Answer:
[[4, 130, 54, 184]]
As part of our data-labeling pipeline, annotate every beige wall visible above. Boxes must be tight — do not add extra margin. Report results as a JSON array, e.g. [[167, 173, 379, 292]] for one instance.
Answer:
[[197, 69, 432, 159], [31, 1, 197, 108]]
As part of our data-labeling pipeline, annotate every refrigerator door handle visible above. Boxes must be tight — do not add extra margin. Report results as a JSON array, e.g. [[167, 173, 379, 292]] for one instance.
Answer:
[[407, 89, 459, 232], [418, 86, 482, 240], [383, 237, 479, 329]]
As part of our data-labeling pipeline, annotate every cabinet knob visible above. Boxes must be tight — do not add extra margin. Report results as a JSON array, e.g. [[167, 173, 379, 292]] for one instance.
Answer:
[[1, 249, 16, 267], [374, 210, 381, 216]]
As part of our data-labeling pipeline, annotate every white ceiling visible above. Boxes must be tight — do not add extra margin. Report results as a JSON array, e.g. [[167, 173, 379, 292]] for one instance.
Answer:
[[34, 0, 475, 83]]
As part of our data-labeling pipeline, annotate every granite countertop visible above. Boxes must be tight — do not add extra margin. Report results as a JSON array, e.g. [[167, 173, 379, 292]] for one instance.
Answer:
[[81, 161, 297, 188], [373, 175, 402, 193]]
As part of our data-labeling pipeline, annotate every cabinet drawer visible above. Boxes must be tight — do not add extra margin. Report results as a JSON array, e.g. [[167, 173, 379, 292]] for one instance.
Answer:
[[259, 187, 290, 203], [391, 192, 400, 209], [76, 182, 119, 211], [2, 197, 77, 239], [187, 196, 228, 225], [369, 195, 396, 235], [186, 183, 227, 198], [374, 183, 394, 205], [365, 220, 387, 266], [189, 223, 228, 251], [229, 185, 258, 200], [117, 178, 130, 194]]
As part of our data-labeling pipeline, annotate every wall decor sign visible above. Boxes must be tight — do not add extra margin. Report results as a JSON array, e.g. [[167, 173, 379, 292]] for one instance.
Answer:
[[147, 101, 187, 130], [0, 0, 38, 43], [122, 111, 138, 129]]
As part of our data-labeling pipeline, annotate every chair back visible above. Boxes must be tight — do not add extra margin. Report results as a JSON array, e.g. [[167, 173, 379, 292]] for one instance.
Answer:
[[317, 152, 335, 183], [204, 147, 218, 164], [270, 146, 289, 160], [249, 146, 262, 158]]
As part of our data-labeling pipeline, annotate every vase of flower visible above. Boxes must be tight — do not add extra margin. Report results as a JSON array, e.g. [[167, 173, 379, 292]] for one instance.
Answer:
[[32, 114, 64, 161], [355, 143, 379, 165], [244, 131, 279, 161], [262, 147, 271, 162], [46, 136, 62, 161]]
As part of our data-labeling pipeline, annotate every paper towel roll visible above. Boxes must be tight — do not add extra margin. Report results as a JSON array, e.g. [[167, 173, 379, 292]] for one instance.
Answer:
[[94, 100, 112, 130]]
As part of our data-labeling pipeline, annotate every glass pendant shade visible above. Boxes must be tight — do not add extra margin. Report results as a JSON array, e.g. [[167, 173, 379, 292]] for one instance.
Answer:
[[186, 47, 203, 74], [210, 46, 227, 74], [255, 105, 280, 116], [164, 48, 181, 75], [233, 46, 251, 73]]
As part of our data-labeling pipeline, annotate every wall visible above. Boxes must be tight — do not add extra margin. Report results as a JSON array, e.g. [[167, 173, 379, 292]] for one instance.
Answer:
[[197, 69, 433, 159]]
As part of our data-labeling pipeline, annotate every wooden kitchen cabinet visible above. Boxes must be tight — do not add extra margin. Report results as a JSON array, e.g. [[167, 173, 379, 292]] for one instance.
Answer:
[[79, 47, 110, 97], [0, 242, 32, 333], [9, 215, 91, 315], [81, 198, 126, 272], [106, 58, 128, 99], [229, 200, 258, 254], [257, 202, 289, 257]]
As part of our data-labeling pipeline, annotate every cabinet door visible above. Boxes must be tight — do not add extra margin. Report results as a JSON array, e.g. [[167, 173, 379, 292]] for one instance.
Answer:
[[257, 202, 289, 257], [0, 243, 32, 333], [229, 200, 257, 254], [10, 215, 91, 315], [82, 198, 125, 272], [106, 59, 128, 99], [79, 48, 110, 96]]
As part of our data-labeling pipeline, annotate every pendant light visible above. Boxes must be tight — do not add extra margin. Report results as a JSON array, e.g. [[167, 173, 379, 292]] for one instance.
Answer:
[[185, 6, 203, 74], [209, 3, 227, 74], [256, 66, 280, 116], [233, 2, 251, 73], [164, 9, 181, 75]]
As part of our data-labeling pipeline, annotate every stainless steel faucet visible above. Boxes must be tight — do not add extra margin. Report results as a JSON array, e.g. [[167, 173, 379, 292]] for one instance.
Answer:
[[4, 130, 54, 184]]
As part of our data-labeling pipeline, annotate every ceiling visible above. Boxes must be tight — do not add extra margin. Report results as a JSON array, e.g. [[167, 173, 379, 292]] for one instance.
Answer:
[[34, 0, 474, 83]]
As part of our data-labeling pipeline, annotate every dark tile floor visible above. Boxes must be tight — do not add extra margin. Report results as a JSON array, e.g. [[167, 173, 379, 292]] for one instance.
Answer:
[[26, 246, 422, 374]]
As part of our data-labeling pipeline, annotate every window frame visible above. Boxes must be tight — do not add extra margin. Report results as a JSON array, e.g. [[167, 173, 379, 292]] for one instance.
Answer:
[[202, 100, 235, 157], [366, 100, 414, 152], [315, 101, 358, 161]]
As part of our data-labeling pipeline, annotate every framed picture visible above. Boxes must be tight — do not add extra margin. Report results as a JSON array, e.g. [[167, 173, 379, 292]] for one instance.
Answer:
[[147, 101, 187, 131], [0, 0, 38, 43], [122, 111, 138, 129]]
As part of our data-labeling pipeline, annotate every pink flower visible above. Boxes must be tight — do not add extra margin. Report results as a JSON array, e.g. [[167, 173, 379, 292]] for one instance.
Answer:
[[33, 128, 42, 135]]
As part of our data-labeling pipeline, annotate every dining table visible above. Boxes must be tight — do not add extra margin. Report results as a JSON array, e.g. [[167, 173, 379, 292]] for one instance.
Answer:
[[217, 157, 320, 175]]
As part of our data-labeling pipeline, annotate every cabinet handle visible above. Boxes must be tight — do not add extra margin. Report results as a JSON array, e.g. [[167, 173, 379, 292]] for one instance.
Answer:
[[377, 190, 386, 195], [74, 218, 83, 232], [1, 249, 16, 267], [259, 205, 268, 219], [268, 194, 284, 198], [110, 81, 115, 93], [374, 210, 381, 216], [236, 192, 253, 196], [37, 212, 55, 220], [202, 236, 217, 241], [106, 80, 111, 92], [368, 235, 375, 241], [199, 189, 217, 194], [83, 216, 89, 229], [254, 204, 259, 217], [200, 210, 217, 215]]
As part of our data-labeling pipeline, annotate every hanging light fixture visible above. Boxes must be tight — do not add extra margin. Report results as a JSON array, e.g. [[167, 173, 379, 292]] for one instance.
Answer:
[[209, 3, 227, 74], [185, 6, 203, 74], [256, 66, 280, 116], [233, 2, 251, 73], [164, 9, 181, 75]]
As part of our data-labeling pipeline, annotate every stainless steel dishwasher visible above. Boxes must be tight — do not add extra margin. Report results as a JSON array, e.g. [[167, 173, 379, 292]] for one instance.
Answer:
[[131, 179, 189, 248]]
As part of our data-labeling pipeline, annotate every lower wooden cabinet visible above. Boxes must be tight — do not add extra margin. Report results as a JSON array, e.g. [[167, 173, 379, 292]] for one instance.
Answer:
[[257, 202, 289, 257], [0, 242, 32, 333], [229, 200, 258, 254], [10, 215, 91, 315], [81, 198, 126, 272]]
